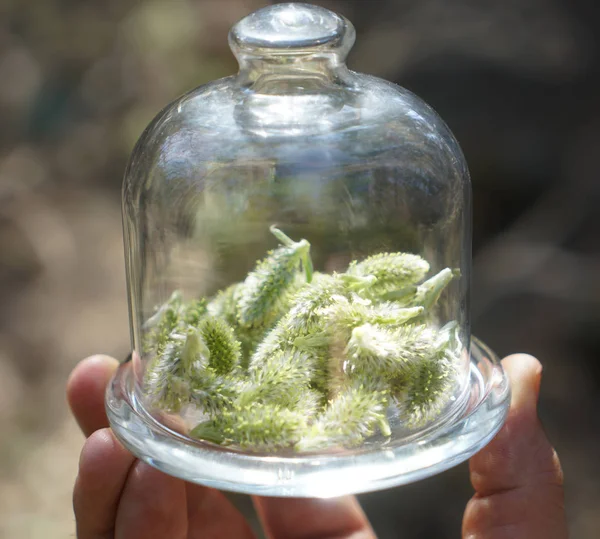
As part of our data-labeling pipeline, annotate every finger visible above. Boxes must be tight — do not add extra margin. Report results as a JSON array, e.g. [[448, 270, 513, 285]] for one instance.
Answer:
[[67, 355, 119, 437], [463, 354, 567, 539], [114, 461, 188, 539], [254, 496, 375, 539], [469, 354, 558, 494], [186, 483, 256, 539], [73, 428, 136, 539]]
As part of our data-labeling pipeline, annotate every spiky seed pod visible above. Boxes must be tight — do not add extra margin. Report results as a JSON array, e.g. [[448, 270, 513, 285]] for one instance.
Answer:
[[235, 241, 308, 327], [240, 349, 314, 407], [144, 327, 211, 412], [397, 355, 456, 428], [287, 388, 323, 419], [276, 271, 310, 318], [191, 403, 309, 450], [410, 268, 457, 311], [207, 283, 240, 325], [389, 322, 459, 427], [144, 366, 190, 413], [378, 285, 418, 303], [249, 272, 380, 368], [235, 326, 267, 368], [236, 271, 308, 363], [190, 384, 322, 448], [142, 227, 464, 451], [197, 317, 241, 375], [143, 291, 183, 354], [282, 272, 376, 338], [180, 330, 210, 375], [270, 225, 313, 282], [348, 253, 429, 297], [247, 276, 336, 396], [188, 367, 242, 416], [158, 375, 191, 412], [247, 273, 334, 369], [248, 326, 328, 405], [144, 332, 190, 412], [318, 296, 425, 338], [148, 309, 179, 355], [182, 298, 208, 327], [345, 323, 437, 379], [277, 273, 339, 338], [246, 323, 283, 368], [144, 290, 183, 330], [296, 383, 390, 451], [249, 272, 382, 400], [250, 275, 351, 362], [236, 227, 312, 328]]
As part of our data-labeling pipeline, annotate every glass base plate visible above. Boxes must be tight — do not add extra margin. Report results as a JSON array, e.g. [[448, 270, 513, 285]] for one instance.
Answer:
[[106, 337, 510, 498]]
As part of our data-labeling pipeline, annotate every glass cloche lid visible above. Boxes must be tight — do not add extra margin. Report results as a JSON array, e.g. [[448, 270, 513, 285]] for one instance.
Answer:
[[107, 2, 510, 497]]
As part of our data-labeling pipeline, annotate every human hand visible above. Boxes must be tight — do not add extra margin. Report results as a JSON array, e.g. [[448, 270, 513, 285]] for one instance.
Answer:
[[462, 354, 567, 538], [67, 353, 566, 538], [66, 355, 375, 538]]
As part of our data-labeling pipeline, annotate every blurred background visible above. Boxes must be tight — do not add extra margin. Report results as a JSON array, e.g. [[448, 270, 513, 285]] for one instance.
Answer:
[[0, 0, 598, 537]]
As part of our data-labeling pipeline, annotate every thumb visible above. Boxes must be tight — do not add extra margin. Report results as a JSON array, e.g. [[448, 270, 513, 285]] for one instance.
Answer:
[[463, 354, 567, 539]]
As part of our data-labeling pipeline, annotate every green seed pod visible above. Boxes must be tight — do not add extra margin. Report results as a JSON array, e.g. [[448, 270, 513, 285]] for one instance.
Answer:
[[142, 224, 464, 452], [276, 271, 310, 319], [241, 349, 314, 407], [144, 331, 198, 412], [158, 375, 191, 413], [198, 317, 241, 375], [348, 253, 429, 297], [283, 273, 378, 337], [232, 403, 308, 449], [277, 275, 337, 340], [144, 290, 183, 329], [236, 227, 312, 328], [192, 403, 309, 450], [389, 322, 459, 427], [188, 367, 242, 416], [345, 322, 440, 381], [249, 272, 382, 401], [249, 324, 284, 368], [182, 298, 208, 327], [250, 271, 380, 365], [318, 296, 425, 337], [143, 290, 183, 354], [207, 283, 240, 325], [287, 388, 323, 419], [397, 355, 455, 428], [237, 271, 308, 363], [247, 273, 333, 366], [180, 329, 210, 375], [296, 383, 390, 450]]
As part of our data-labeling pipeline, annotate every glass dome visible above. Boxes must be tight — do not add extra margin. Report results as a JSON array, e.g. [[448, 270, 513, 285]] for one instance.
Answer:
[[107, 3, 510, 497]]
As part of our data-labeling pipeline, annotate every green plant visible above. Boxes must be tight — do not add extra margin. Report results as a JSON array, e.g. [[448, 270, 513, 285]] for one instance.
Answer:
[[143, 225, 461, 451]]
